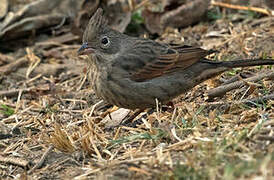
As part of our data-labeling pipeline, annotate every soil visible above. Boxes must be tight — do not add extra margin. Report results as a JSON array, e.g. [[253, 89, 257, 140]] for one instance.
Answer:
[[0, 2, 273, 180]]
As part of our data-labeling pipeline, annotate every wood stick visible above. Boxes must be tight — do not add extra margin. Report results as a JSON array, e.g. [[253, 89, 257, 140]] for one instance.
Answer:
[[0, 53, 14, 65], [0, 87, 34, 98], [0, 155, 30, 168], [211, 1, 273, 16], [0, 57, 28, 75], [207, 71, 274, 99], [257, 135, 274, 142], [28, 145, 54, 174]]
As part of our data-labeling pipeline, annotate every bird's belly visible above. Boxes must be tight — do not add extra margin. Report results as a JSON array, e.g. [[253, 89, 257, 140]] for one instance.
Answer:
[[92, 73, 156, 109], [92, 68, 201, 109]]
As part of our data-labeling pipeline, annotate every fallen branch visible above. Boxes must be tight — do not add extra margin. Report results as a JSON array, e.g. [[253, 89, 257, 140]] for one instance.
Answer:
[[207, 71, 274, 99]]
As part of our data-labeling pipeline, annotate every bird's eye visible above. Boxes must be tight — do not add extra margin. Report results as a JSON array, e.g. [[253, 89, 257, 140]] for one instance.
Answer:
[[101, 36, 110, 47]]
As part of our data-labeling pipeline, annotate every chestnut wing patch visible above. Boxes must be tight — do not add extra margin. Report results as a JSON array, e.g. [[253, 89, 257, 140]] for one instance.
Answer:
[[131, 45, 212, 82]]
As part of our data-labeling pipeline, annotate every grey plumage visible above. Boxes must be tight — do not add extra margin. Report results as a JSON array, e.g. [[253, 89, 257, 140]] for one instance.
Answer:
[[78, 8, 274, 109]]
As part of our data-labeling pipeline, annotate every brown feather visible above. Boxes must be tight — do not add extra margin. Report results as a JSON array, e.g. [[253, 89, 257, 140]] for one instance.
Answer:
[[131, 45, 212, 82]]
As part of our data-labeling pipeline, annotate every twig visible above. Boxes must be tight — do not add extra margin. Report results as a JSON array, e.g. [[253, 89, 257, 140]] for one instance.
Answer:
[[121, 108, 144, 126], [240, 94, 274, 106], [0, 57, 28, 75], [35, 33, 80, 49], [221, 73, 253, 85], [15, 88, 23, 113], [17, 63, 80, 77], [47, 157, 74, 171], [207, 71, 274, 99], [0, 87, 35, 98], [128, 166, 151, 176], [211, 1, 273, 16], [201, 94, 274, 111], [26, 47, 41, 79], [257, 135, 274, 142], [28, 145, 54, 174], [26, 74, 42, 84], [134, 0, 150, 11], [0, 53, 14, 65], [0, 155, 30, 168]]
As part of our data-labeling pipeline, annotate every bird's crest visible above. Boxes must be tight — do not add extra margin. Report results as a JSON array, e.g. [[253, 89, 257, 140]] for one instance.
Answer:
[[83, 8, 108, 43]]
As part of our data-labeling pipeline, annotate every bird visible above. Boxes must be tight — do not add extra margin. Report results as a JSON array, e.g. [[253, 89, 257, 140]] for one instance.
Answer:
[[78, 8, 274, 110]]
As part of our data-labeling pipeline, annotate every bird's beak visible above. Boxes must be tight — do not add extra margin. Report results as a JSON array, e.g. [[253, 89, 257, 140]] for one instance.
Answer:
[[78, 42, 94, 55]]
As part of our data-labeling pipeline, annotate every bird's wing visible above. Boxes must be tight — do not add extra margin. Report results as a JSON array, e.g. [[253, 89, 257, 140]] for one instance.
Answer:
[[121, 40, 212, 82]]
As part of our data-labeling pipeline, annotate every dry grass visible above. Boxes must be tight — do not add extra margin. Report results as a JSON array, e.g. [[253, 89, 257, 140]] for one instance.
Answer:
[[0, 8, 273, 180]]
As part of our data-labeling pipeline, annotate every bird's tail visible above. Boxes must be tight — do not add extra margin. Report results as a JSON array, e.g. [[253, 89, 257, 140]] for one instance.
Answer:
[[195, 59, 273, 84], [219, 59, 274, 68], [177, 58, 273, 95]]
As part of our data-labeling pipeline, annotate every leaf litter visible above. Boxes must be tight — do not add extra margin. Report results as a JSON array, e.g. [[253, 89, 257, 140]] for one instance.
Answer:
[[0, 0, 273, 179]]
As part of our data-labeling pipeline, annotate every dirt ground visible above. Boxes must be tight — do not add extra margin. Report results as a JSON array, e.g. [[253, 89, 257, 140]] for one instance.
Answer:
[[0, 1, 273, 180]]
